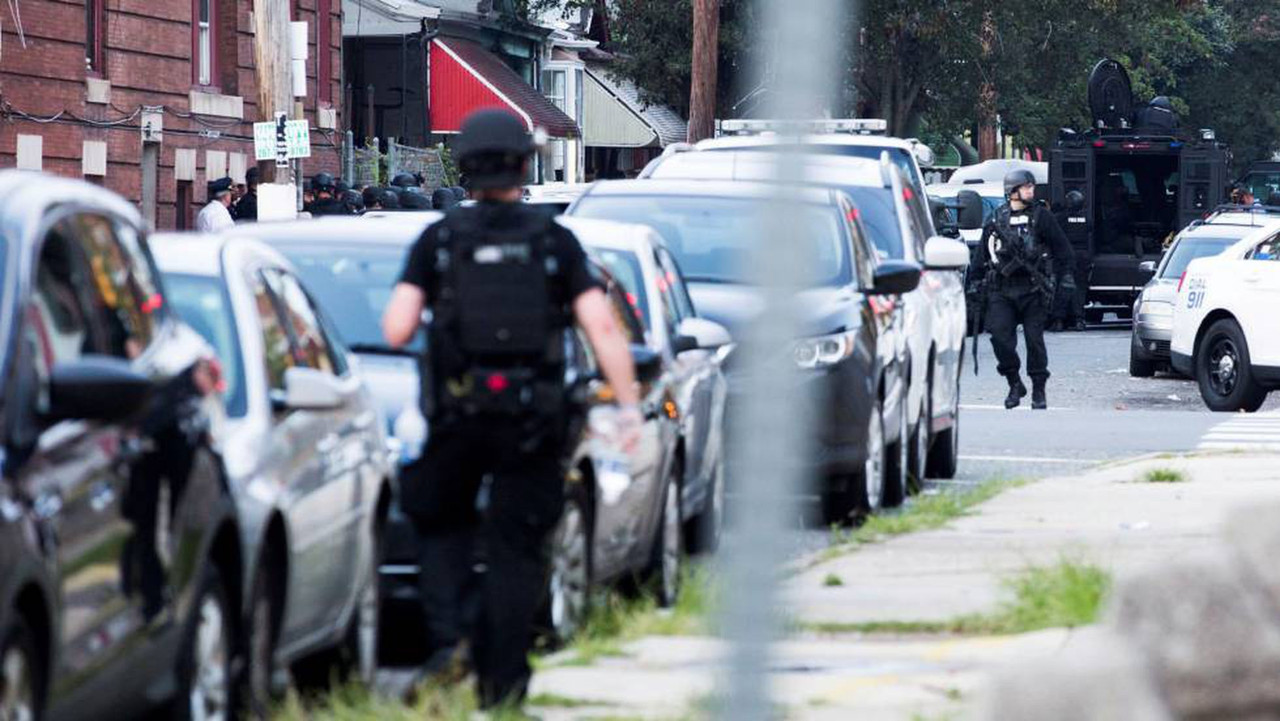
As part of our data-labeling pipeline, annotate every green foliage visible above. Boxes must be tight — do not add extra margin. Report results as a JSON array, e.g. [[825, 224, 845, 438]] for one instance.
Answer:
[[1143, 467, 1187, 483], [823, 573, 844, 587]]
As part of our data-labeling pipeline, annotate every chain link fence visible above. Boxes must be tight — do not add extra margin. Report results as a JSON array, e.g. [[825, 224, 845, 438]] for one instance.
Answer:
[[342, 132, 457, 190]]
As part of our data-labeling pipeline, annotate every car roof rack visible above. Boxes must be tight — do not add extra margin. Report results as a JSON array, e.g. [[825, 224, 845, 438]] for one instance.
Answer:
[[715, 118, 888, 137], [1201, 204, 1280, 227]]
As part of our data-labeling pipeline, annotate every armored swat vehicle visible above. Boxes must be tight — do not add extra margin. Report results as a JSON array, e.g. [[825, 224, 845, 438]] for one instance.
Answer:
[[1050, 59, 1231, 320]]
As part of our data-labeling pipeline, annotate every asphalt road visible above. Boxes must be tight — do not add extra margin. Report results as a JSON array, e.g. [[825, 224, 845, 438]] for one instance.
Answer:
[[780, 324, 1280, 556]]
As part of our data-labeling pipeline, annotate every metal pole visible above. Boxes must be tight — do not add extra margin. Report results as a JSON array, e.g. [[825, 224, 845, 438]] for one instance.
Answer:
[[720, 1, 845, 719]]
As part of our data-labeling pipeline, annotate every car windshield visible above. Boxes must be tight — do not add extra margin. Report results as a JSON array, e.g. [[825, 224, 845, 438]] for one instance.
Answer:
[[572, 196, 852, 287], [933, 193, 1002, 227], [1159, 236, 1239, 279], [165, 273, 247, 418], [275, 245, 422, 354], [718, 144, 922, 189], [590, 247, 651, 328]]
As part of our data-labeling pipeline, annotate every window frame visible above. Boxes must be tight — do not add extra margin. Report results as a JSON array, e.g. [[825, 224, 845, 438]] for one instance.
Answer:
[[316, 0, 333, 105], [85, 0, 106, 77], [193, 0, 217, 88]]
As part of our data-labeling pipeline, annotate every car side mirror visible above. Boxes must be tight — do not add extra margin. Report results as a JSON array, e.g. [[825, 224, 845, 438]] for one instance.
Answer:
[[630, 344, 664, 383], [675, 317, 732, 353], [1138, 260, 1156, 274], [956, 190, 985, 231], [46, 356, 153, 423], [276, 367, 346, 411], [869, 260, 922, 296], [924, 236, 971, 270]]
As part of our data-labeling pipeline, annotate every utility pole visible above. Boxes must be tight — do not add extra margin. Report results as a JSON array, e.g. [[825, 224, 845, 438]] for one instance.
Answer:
[[253, 0, 293, 181], [688, 0, 719, 143], [977, 10, 999, 160]]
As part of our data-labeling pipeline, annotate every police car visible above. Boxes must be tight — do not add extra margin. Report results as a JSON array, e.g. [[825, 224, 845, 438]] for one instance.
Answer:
[[1170, 217, 1280, 411]]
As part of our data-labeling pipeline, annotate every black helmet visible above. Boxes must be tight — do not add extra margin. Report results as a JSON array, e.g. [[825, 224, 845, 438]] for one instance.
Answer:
[[362, 186, 381, 208], [1004, 169, 1036, 198], [312, 172, 336, 192], [379, 189, 401, 210], [454, 109, 535, 190], [391, 173, 418, 189], [398, 188, 432, 210], [1065, 190, 1085, 212], [432, 187, 457, 210], [451, 186, 467, 203], [343, 189, 364, 211]]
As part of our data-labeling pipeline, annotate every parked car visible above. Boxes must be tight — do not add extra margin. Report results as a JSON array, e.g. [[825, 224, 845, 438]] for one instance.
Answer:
[[569, 179, 921, 521], [1130, 224, 1259, 377], [1171, 221, 1280, 411], [640, 151, 970, 485], [561, 216, 732, 555], [150, 233, 394, 707], [0, 171, 244, 720], [252, 217, 681, 647]]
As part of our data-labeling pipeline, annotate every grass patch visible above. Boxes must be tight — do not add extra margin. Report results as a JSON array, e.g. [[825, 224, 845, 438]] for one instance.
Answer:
[[526, 693, 614, 708], [273, 680, 479, 721], [822, 573, 844, 587], [821, 480, 1024, 562], [553, 564, 718, 667], [1142, 467, 1187, 483], [802, 558, 1111, 637]]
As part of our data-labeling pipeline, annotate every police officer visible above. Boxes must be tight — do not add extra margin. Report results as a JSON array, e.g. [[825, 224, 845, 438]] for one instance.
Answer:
[[1049, 190, 1088, 332], [196, 177, 236, 232], [973, 169, 1074, 409], [305, 172, 354, 216], [381, 109, 642, 710]]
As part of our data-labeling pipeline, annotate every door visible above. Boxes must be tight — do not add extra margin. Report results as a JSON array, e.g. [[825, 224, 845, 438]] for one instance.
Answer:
[[1051, 147, 1094, 254], [1179, 145, 1230, 230], [14, 213, 162, 710], [1238, 235, 1280, 366], [655, 247, 716, 494]]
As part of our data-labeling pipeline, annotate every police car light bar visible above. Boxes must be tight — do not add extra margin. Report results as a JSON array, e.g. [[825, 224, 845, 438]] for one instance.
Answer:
[[716, 118, 889, 137]]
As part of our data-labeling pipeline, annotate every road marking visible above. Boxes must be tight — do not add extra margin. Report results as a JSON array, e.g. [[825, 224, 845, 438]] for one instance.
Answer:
[[959, 455, 1094, 464], [960, 405, 1077, 412], [1198, 412, 1280, 452]]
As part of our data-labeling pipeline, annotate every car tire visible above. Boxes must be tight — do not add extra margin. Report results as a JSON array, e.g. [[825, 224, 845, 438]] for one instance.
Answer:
[[926, 366, 960, 480], [882, 397, 909, 509], [852, 398, 886, 514], [686, 458, 725, 555], [174, 566, 235, 721], [245, 563, 284, 717], [0, 617, 40, 721], [342, 527, 381, 687], [544, 483, 593, 644], [907, 370, 933, 495], [1196, 318, 1268, 412], [647, 463, 683, 608], [1129, 332, 1156, 378]]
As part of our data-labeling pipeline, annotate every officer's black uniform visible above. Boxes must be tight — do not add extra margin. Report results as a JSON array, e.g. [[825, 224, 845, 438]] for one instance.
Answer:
[[305, 172, 356, 216], [973, 170, 1074, 409], [396, 110, 601, 708], [1049, 190, 1089, 331]]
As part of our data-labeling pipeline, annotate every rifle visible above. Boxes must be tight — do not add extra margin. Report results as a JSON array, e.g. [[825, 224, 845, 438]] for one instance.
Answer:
[[965, 268, 993, 376]]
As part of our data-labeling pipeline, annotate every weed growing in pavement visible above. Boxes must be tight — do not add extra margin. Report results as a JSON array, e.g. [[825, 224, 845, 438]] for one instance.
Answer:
[[1142, 467, 1187, 483], [273, 680, 481, 721], [823, 573, 844, 587], [801, 557, 1111, 637], [820, 479, 1025, 562], [551, 563, 719, 667]]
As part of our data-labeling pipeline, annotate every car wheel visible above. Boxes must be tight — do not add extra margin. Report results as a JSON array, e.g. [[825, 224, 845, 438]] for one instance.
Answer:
[[686, 460, 725, 555], [648, 463, 683, 608], [1129, 332, 1156, 378], [852, 398, 886, 513], [926, 366, 960, 480], [0, 618, 39, 721], [545, 485, 593, 643], [175, 567, 234, 721], [882, 398, 909, 509], [907, 372, 932, 494], [245, 565, 283, 717], [1197, 318, 1268, 412]]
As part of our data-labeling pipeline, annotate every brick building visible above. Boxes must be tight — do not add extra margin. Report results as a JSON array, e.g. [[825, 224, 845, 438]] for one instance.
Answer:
[[0, 0, 344, 230]]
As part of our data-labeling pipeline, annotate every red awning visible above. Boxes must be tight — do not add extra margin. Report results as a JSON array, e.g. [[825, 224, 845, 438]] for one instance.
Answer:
[[430, 38, 579, 138]]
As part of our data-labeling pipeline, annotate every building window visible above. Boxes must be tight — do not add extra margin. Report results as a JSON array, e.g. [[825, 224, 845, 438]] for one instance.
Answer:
[[85, 0, 105, 74], [317, 0, 333, 104], [575, 68, 584, 128], [542, 69, 567, 112], [176, 182, 192, 231], [195, 0, 214, 86]]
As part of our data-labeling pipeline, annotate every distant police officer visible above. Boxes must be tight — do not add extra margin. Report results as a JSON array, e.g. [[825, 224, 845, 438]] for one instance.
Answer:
[[305, 172, 354, 216], [196, 177, 236, 232], [973, 169, 1075, 409], [381, 109, 642, 710]]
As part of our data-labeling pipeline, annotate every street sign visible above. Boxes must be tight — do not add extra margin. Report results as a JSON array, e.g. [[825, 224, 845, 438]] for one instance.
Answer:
[[253, 117, 312, 161]]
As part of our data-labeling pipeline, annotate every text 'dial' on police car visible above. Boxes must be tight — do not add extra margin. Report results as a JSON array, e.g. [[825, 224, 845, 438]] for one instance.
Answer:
[[1171, 225, 1280, 411]]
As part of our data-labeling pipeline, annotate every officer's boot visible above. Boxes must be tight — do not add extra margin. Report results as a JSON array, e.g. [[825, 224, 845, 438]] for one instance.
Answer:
[[1032, 379, 1048, 410], [1004, 375, 1028, 409], [1047, 319, 1065, 333]]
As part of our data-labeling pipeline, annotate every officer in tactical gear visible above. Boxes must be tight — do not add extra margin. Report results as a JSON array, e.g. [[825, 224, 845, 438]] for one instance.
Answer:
[[305, 172, 355, 216], [973, 169, 1074, 409], [382, 109, 642, 710], [1049, 190, 1089, 332]]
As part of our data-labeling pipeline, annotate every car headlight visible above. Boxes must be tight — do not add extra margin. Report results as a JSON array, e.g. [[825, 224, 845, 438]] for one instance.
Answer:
[[1140, 300, 1173, 317], [794, 331, 857, 369]]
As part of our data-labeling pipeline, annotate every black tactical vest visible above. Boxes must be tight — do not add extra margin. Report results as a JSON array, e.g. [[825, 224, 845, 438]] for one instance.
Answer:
[[423, 205, 569, 419]]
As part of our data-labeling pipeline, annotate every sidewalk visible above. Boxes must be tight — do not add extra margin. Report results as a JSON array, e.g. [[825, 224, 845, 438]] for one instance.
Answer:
[[528, 452, 1280, 720]]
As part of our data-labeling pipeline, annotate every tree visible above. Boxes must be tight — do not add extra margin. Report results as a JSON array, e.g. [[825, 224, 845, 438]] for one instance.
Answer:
[[689, 0, 720, 141]]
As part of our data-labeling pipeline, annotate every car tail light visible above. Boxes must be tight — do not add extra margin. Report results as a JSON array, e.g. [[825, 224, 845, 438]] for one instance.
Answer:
[[1176, 271, 1187, 293]]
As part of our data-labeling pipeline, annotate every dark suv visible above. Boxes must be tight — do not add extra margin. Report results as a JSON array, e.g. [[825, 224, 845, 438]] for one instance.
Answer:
[[0, 172, 242, 720]]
